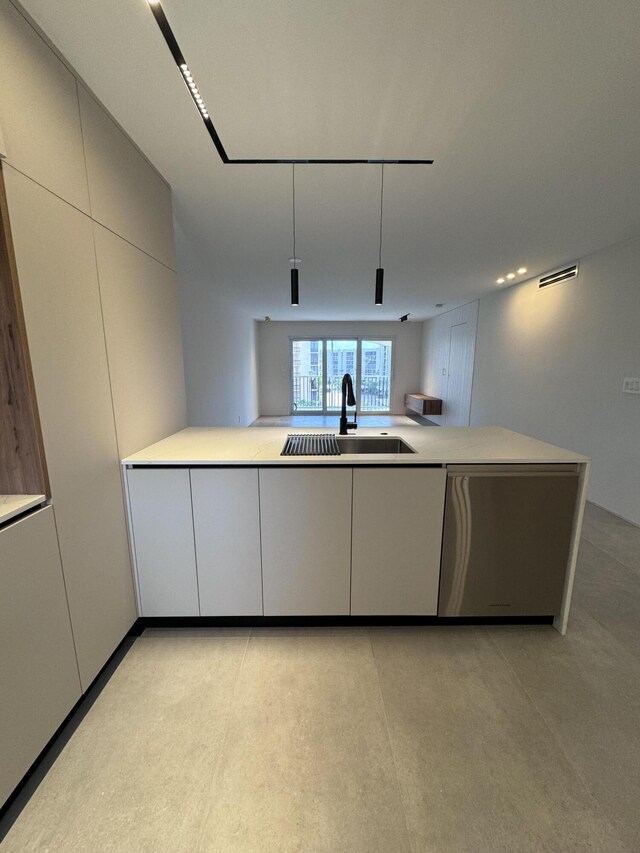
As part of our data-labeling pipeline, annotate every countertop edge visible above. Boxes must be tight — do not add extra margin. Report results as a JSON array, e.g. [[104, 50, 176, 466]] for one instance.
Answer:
[[0, 494, 47, 525]]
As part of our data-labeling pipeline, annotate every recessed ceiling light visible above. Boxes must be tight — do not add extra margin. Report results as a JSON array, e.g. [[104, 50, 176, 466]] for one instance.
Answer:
[[496, 277, 505, 284], [506, 273, 516, 280], [288, 257, 302, 264], [517, 267, 527, 275]]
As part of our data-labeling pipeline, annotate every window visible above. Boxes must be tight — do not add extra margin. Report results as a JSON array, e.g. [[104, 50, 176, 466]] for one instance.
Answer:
[[290, 338, 393, 413]]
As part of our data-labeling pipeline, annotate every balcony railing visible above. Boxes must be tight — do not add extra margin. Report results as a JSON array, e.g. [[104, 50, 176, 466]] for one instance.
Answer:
[[292, 375, 323, 410], [292, 375, 391, 412]]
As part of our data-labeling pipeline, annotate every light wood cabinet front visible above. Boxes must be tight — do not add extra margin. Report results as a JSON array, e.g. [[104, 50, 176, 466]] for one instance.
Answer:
[[351, 468, 447, 615], [260, 468, 352, 616]]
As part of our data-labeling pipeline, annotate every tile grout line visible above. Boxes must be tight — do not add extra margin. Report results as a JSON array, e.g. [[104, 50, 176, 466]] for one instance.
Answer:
[[580, 531, 640, 578], [367, 629, 416, 853], [194, 630, 252, 853], [481, 625, 633, 852]]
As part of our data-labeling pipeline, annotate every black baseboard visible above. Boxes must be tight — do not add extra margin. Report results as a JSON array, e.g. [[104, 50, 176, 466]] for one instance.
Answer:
[[135, 614, 554, 629]]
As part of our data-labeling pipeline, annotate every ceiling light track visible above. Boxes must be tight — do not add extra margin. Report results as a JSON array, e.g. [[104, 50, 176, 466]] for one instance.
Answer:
[[145, 1, 434, 167]]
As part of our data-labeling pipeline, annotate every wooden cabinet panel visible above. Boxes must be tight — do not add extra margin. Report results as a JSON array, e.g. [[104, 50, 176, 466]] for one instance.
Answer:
[[351, 468, 447, 615], [404, 393, 443, 416], [191, 469, 262, 616], [0, 507, 81, 808], [0, 1, 90, 213], [0, 164, 48, 495], [260, 468, 352, 616], [78, 85, 175, 270], [127, 468, 199, 617], [4, 168, 136, 689]]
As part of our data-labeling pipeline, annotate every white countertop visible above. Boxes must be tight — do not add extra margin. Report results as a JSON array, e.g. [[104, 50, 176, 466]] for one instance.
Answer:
[[122, 426, 589, 466], [0, 494, 46, 525]]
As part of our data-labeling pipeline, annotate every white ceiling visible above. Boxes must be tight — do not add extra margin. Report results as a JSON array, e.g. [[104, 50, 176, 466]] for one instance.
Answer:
[[18, 0, 640, 320]]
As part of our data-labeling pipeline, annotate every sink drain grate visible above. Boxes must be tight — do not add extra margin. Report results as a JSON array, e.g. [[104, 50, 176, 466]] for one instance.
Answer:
[[281, 434, 341, 456]]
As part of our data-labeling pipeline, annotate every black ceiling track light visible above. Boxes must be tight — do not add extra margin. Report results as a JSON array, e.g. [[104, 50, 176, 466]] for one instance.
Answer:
[[375, 164, 385, 305], [145, 1, 434, 166], [290, 164, 299, 305]]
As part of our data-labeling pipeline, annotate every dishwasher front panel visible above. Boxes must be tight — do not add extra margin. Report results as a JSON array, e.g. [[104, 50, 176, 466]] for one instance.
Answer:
[[438, 467, 579, 617]]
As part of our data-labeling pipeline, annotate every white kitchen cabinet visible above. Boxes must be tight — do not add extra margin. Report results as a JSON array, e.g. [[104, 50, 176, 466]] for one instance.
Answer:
[[351, 468, 447, 615], [127, 468, 198, 616], [191, 468, 263, 616], [260, 468, 352, 615], [0, 507, 82, 808]]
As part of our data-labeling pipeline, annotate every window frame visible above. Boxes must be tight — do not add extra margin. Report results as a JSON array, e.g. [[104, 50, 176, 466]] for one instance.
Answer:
[[289, 336, 395, 415]]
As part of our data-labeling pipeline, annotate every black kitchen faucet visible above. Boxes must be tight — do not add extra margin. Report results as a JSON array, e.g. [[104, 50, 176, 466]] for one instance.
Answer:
[[339, 373, 358, 436]]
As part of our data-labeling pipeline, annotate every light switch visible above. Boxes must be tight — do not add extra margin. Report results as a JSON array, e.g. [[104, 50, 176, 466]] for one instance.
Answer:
[[622, 378, 640, 394]]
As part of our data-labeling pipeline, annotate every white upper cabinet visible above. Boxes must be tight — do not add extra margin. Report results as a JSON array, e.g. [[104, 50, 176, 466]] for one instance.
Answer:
[[93, 224, 186, 459], [260, 468, 352, 616], [0, 0, 90, 213], [351, 468, 447, 615], [127, 468, 199, 617], [191, 469, 263, 616], [78, 85, 176, 270]]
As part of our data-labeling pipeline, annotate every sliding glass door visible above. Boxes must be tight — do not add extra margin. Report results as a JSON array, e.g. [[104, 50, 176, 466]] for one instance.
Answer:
[[326, 340, 358, 411], [291, 339, 324, 411], [360, 340, 392, 411], [291, 338, 393, 414]]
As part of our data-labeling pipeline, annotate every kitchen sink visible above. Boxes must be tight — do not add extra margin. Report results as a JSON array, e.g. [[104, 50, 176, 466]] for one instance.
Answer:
[[336, 436, 416, 454]]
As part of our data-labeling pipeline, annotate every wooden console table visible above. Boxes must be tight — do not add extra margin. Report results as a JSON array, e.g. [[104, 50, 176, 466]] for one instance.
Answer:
[[405, 393, 443, 416]]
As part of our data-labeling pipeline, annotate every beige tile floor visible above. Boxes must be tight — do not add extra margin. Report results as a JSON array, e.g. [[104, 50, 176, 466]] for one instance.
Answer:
[[2, 502, 639, 852]]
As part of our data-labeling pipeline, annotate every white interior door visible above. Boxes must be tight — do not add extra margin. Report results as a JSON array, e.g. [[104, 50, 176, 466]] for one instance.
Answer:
[[445, 322, 476, 426]]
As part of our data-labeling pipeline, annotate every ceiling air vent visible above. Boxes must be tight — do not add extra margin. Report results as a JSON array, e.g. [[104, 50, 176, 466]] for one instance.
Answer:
[[539, 264, 578, 289]]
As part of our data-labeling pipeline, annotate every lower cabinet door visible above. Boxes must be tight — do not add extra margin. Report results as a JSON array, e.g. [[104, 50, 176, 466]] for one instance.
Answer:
[[260, 468, 352, 616], [351, 467, 447, 615], [191, 468, 263, 616], [127, 468, 198, 616], [0, 507, 82, 808]]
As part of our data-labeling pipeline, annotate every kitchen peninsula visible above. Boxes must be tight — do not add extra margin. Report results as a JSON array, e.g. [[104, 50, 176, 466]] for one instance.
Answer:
[[123, 426, 589, 634]]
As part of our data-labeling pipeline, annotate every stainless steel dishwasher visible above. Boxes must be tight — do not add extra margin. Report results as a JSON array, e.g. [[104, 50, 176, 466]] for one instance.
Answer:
[[438, 464, 579, 617]]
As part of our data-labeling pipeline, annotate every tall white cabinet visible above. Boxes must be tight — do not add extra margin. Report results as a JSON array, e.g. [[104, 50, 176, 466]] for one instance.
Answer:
[[259, 468, 353, 616], [351, 468, 447, 615]]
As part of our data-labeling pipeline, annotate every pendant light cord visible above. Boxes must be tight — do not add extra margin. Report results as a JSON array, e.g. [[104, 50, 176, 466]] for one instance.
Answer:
[[292, 163, 296, 269], [378, 163, 384, 268]]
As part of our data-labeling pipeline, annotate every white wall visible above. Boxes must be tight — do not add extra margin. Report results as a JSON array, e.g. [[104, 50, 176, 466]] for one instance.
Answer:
[[257, 321, 423, 416], [470, 235, 640, 525], [176, 223, 259, 426], [420, 301, 478, 425]]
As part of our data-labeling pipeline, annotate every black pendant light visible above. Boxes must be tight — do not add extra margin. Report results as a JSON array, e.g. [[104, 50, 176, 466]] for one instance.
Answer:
[[375, 163, 384, 305], [290, 164, 299, 306]]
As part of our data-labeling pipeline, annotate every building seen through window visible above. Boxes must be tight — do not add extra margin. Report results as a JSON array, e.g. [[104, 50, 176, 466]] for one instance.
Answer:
[[291, 338, 392, 413]]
